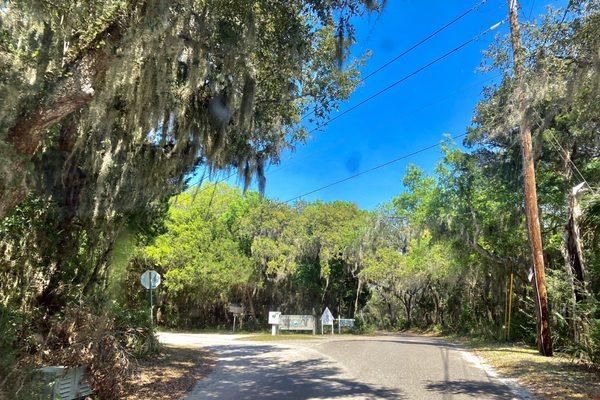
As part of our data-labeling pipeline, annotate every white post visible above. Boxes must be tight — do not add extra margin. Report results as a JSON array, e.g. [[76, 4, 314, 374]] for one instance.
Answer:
[[233, 314, 236, 333], [271, 324, 277, 336], [338, 316, 341, 334], [149, 271, 154, 326]]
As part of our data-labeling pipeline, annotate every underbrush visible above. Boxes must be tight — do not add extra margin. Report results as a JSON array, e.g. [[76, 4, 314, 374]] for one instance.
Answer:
[[0, 303, 160, 400]]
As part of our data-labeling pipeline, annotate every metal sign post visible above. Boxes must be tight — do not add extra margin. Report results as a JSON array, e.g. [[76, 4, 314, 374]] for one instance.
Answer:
[[140, 270, 161, 325]]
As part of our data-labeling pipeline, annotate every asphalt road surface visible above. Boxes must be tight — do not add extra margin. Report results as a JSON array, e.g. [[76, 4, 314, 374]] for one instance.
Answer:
[[158, 332, 530, 400]]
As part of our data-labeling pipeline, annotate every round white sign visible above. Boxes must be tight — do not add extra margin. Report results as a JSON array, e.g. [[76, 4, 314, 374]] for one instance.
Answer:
[[141, 270, 161, 290]]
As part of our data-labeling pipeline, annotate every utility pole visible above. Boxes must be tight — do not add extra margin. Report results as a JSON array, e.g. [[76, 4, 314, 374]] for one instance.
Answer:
[[506, 0, 553, 356]]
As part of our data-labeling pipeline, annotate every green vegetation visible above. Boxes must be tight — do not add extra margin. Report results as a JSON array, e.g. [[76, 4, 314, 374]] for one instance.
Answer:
[[121, 184, 372, 328], [117, 0, 599, 370], [0, 0, 379, 397], [0, 0, 599, 399]]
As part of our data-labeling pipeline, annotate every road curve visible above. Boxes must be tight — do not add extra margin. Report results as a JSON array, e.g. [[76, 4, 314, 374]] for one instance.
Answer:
[[158, 332, 529, 400]]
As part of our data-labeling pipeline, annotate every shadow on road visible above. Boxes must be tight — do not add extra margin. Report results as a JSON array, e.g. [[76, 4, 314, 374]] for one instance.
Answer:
[[189, 344, 405, 399], [424, 380, 515, 398]]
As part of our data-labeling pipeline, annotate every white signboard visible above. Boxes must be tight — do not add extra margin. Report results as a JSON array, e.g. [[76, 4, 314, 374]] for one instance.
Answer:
[[268, 311, 281, 325], [321, 307, 334, 325], [339, 318, 355, 328], [279, 315, 316, 331], [140, 270, 161, 290]]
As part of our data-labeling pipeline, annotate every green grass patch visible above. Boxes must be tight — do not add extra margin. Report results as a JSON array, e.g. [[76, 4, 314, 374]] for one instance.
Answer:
[[241, 333, 323, 341]]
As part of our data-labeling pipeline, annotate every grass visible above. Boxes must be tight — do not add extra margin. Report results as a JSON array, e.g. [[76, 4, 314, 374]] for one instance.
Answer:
[[444, 335, 600, 400], [241, 333, 324, 341]]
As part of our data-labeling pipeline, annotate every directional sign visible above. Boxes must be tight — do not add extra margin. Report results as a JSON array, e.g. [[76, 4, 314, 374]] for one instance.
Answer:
[[321, 307, 334, 325], [140, 270, 161, 290]]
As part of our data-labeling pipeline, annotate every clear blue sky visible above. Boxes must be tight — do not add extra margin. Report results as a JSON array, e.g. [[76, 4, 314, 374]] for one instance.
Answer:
[[204, 0, 563, 210]]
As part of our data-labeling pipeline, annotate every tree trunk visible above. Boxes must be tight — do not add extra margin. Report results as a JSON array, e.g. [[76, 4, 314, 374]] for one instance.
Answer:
[[562, 183, 589, 342], [402, 292, 413, 328], [1, 6, 138, 219], [354, 277, 363, 317]]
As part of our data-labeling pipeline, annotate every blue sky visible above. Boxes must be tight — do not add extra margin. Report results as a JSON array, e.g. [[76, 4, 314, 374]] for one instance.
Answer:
[[204, 0, 563, 210]]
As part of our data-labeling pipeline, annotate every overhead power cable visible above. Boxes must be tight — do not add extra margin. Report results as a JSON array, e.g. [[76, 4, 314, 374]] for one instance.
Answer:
[[300, 0, 490, 122], [307, 19, 506, 135], [546, 131, 598, 195], [282, 132, 468, 204], [270, 74, 500, 178], [193, 18, 505, 195]]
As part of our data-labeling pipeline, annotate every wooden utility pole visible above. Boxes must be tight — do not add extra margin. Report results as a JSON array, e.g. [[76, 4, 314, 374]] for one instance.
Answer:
[[507, 0, 553, 356]]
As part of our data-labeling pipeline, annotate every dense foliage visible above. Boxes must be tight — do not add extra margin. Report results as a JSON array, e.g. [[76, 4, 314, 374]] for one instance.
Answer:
[[121, 184, 372, 328], [0, 0, 380, 397], [0, 0, 599, 397], [118, 1, 600, 367], [362, 0, 600, 363]]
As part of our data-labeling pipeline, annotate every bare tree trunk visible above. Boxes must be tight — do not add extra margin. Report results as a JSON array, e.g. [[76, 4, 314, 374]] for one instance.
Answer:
[[401, 292, 413, 328], [353, 278, 363, 317], [562, 183, 589, 342]]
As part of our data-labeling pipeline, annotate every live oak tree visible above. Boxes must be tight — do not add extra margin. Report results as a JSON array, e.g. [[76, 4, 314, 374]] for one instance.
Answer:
[[0, 0, 380, 314]]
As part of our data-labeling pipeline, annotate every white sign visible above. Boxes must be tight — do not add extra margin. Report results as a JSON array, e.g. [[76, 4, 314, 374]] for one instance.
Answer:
[[279, 315, 316, 331], [339, 318, 355, 328], [268, 311, 281, 325], [321, 307, 334, 325], [140, 270, 161, 290]]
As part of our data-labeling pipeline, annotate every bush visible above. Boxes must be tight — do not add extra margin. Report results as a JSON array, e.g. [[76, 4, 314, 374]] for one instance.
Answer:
[[353, 315, 375, 335]]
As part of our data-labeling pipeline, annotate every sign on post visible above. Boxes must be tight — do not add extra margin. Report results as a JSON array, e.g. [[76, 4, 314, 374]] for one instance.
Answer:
[[228, 303, 244, 333], [269, 311, 281, 335], [321, 307, 334, 335], [279, 315, 316, 334], [140, 270, 161, 325], [141, 269, 161, 289], [337, 316, 355, 333]]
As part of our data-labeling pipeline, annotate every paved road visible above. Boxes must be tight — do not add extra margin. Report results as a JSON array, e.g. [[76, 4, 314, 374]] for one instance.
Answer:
[[158, 332, 529, 400]]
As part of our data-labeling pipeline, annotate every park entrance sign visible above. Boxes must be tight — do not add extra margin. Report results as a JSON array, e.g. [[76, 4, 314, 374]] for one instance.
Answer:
[[268, 312, 316, 335], [228, 303, 244, 333], [279, 315, 316, 333]]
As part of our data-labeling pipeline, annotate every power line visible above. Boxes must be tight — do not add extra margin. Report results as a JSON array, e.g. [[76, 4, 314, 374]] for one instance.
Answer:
[[270, 74, 500, 178], [300, 0, 490, 122], [193, 18, 505, 196], [307, 19, 506, 135], [547, 131, 597, 195], [282, 132, 468, 204]]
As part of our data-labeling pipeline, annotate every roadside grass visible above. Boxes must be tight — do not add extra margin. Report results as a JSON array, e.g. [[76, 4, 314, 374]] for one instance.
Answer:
[[156, 326, 235, 334], [443, 335, 600, 400], [122, 344, 216, 400], [241, 333, 323, 341]]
